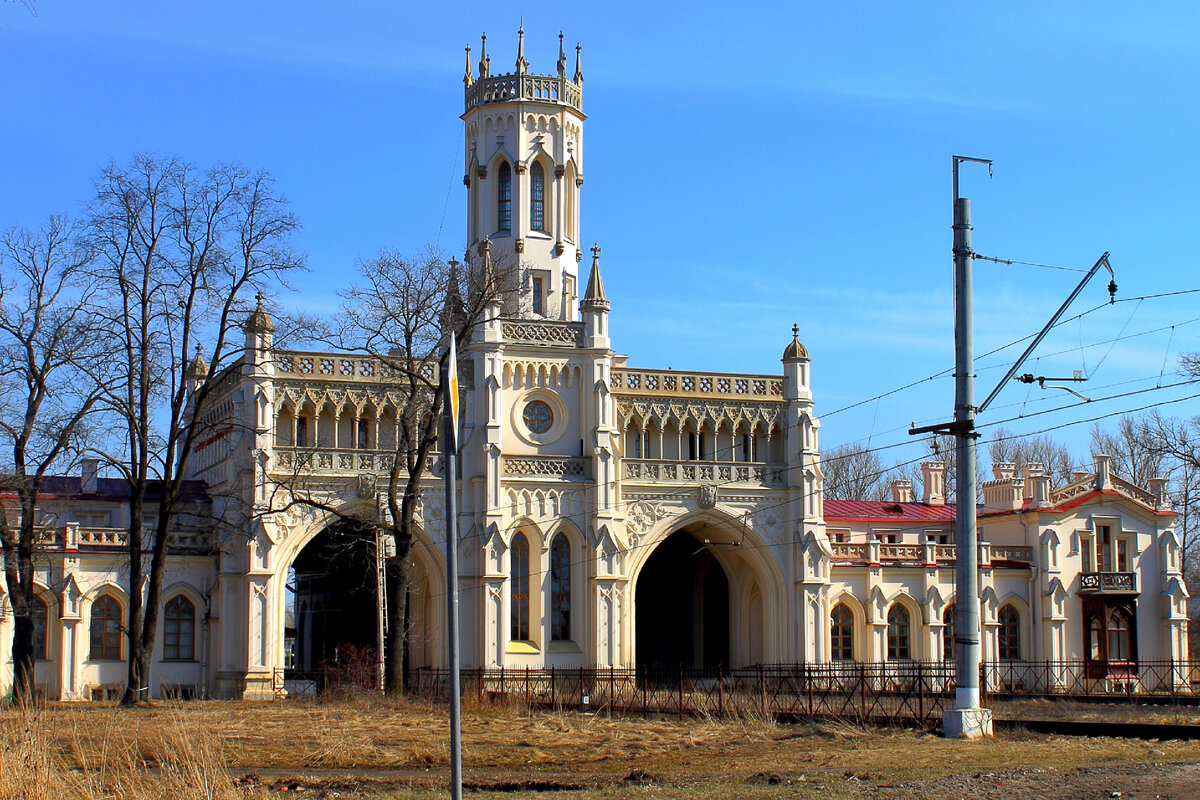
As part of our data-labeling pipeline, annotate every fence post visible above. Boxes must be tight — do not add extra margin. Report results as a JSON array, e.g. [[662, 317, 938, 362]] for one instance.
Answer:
[[718, 666, 725, 718], [641, 671, 648, 718], [806, 663, 814, 717], [550, 666, 556, 709], [525, 666, 530, 708], [918, 661, 925, 722], [678, 665, 685, 719], [759, 664, 767, 718], [859, 662, 867, 721]]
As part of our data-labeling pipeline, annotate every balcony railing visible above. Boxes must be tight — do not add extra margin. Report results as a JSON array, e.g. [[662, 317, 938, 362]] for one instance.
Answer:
[[622, 459, 784, 487], [1079, 571, 1138, 594], [612, 368, 783, 400], [273, 447, 439, 477]]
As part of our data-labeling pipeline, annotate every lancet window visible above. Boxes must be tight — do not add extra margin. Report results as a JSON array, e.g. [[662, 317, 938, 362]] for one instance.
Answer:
[[530, 162, 546, 232], [550, 534, 571, 641], [510, 533, 531, 642], [497, 162, 512, 233]]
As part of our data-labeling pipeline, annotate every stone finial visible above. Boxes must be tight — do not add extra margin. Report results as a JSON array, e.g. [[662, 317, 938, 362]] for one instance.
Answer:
[[245, 291, 274, 333], [782, 323, 809, 361], [464, 46, 473, 86], [557, 31, 566, 76], [187, 342, 209, 378], [574, 43, 583, 83], [515, 20, 528, 74], [581, 243, 609, 310], [479, 33, 490, 79]]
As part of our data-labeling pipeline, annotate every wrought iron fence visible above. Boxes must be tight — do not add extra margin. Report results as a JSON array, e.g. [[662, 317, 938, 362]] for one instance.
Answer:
[[273, 661, 1200, 725]]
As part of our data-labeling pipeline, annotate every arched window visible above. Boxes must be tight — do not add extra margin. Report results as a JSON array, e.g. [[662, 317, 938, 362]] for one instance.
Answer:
[[942, 603, 956, 661], [831, 603, 854, 661], [887, 604, 911, 661], [998, 604, 1020, 661], [529, 162, 546, 232], [32, 595, 50, 660], [550, 534, 571, 641], [1107, 606, 1133, 662], [497, 162, 512, 233], [164, 595, 196, 661], [90, 595, 122, 661], [510, 533, 530, 641]]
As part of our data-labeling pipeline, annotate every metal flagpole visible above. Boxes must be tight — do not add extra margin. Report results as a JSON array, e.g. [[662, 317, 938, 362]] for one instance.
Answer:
[[443, 336, 463, 800]]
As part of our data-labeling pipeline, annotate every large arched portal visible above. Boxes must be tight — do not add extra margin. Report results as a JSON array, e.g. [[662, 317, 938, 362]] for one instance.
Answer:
[[290, 520, 379, 674], [635, 529, 730, 672]]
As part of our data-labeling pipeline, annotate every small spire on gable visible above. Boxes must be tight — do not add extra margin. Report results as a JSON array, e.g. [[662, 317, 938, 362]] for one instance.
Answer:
[[443, 257, 465, 330], [515, 20, 528, 74], [574, 43, 584, 83], [557, 31, 567, 76], [479, 33, 490, 78], [581, 243, 609, 310], [464, 46, 473, 86]]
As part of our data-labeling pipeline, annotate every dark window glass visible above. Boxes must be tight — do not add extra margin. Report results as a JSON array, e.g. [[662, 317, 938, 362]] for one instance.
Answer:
[[530, 162, 545, 232], [550, 534, 571, 641], [510, 533, 530, 641], [943, 604, 956, 661], [295, 416, 308, 447], [998, 604, 1020, 660], [164, 595, 196, 661], [887, 604, 911, 661], [357, 419, 369, 449], [1108, 606, 1133, 661], [497, 162, 512, 232], [523, 400, 554, 434], [32, 596, 49, 660], [90, 595, 122, 660], [831, 603, 853, 661], [532, 277, 543, 314]]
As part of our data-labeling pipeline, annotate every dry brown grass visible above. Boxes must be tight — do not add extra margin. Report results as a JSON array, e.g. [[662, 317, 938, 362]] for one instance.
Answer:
[[3, 696, 1200, 799]]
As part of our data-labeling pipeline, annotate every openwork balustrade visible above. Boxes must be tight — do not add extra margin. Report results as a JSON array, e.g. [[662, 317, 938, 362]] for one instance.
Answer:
[[274, 350, 438, 384], [33, 525, 211, 551], [613, 368, 783, 400], [623, 459, 784, 487], [502, 320, 584, 348], [465, 73, 583, 112], [273, 447, 438, 477], [829, 542, 1033, 565], [502, 455, 589, 480]]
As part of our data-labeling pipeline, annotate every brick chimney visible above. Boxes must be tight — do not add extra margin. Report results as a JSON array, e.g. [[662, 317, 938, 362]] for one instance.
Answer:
[[921, 462, 946, 506], [891, 479, 913, 504]]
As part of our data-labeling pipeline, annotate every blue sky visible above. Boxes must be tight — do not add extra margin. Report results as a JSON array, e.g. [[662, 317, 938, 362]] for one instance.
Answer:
[[4, 1, 1199, 470]]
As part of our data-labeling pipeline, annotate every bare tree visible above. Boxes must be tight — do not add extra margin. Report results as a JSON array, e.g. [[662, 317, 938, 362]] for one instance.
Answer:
[[1090, 414, 1167, 487], [987, 426, 1076, 486], [85, 156, 303, 704], [0, 217, 103, 703], [276, 241, 513, 694], [1136, 411, 1200, 588], [822, 442, 892, 501]]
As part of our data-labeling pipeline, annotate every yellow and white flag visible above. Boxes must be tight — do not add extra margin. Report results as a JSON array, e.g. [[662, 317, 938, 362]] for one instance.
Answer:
[[445, 337, 460, 453]]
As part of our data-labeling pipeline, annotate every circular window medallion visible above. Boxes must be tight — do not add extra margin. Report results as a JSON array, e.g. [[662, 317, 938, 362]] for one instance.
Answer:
[[522, 400, 554, 434]]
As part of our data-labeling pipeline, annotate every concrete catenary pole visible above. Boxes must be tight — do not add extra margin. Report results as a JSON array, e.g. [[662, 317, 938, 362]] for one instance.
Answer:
[[443, 343, 463, 799], [944, 157, 993, 738]]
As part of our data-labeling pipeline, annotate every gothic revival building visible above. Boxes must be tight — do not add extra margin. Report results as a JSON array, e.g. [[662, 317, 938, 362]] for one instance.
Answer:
[[2, 31, 1187, 700]]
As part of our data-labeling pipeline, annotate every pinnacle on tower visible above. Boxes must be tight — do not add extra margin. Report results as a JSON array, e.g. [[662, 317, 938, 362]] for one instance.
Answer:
[[574, 43, 583, 83], [515, 21, 528, 74], [557, 31, 566, 76], [581, 243, 608, 310], [464, 46, 473, 86], [478, 33, 489, 78]]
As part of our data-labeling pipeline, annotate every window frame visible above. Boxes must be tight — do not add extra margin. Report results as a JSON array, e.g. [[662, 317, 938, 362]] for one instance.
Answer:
[[997, 604, 1020, 661], [550, 533, 571, 642], [32, 594, 50, 661], [89, 594, 123, 661], [942, 603, 956, 662], [497, 162, 512, 233], [886, 603, 912, 661], [830, 603, 854, 661], [510, 532, 531, 642], [163, 594, 197, 662], [529, 162, 546, 232]]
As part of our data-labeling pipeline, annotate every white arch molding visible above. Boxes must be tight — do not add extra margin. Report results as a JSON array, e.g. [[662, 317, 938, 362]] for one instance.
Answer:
[[264, 499, 450, 683], [624, 505, 788, 667]]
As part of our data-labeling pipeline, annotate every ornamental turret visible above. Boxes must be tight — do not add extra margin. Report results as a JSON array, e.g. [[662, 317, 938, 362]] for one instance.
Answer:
[[462, 25, 585, 321]]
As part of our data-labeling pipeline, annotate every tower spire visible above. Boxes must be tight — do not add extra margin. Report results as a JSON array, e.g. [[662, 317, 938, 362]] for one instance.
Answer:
[[581, 243, 608, 310], [557, 31, 566, 76], [516, 19, 528, 74], [464, 46, 473, 87], [573, 43, 584, 83], [478, 33, 489, 78]]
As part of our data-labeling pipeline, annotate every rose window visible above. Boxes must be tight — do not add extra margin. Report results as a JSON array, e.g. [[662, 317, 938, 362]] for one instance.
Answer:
[[522, 400, 554, 434]]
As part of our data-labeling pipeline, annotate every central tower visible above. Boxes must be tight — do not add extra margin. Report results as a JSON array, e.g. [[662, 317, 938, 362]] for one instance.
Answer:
[[463, 26, 585, 320]]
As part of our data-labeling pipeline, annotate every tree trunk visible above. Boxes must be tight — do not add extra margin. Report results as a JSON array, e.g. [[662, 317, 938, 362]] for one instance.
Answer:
[[384, 546, 412, 695], [121, 494, 146, 705]]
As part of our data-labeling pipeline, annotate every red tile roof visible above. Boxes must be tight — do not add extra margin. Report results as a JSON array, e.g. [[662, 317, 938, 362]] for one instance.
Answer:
[[824, 500, 957, 522]]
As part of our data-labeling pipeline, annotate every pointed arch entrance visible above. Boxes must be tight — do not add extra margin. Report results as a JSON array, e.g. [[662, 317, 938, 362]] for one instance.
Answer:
[[634, 529, 730, 672]]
